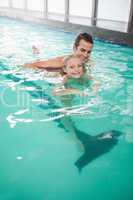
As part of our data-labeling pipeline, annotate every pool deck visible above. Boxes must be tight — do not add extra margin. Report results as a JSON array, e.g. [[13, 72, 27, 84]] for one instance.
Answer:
[[0, 8, 133, 47]]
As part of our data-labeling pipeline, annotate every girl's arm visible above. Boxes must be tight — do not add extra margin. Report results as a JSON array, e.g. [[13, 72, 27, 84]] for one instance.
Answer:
[[86, 67, 100, 94], [52, 87, 86, 96], [92, 80, 100, 94]]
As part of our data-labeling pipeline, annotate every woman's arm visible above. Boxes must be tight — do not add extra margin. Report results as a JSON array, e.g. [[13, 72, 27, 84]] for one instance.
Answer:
[[24, 56, 65, 69]]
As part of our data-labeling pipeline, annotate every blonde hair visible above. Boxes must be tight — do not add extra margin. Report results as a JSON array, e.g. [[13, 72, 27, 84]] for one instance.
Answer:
[[61, 55, 86, 75], [64, 54, 84, 66]]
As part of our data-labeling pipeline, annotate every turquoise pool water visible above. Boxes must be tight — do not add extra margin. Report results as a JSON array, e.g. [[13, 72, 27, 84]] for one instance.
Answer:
[[0, 17, 133, 200]]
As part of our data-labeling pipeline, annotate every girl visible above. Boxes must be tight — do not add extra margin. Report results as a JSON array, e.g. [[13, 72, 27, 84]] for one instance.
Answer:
[[52, 55, 99, 96]]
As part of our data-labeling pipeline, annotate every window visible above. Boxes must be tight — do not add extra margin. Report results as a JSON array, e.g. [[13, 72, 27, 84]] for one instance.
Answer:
[[12, 0, 24, 9], [27, 0, 44, 12], [0, 0, 9, 7], [97, 0, 131, 31], [98, 0, 131, 22], [69, 0, 92, 17], [48, 0, 65, 14], [69, 0, 92, 25], [47, 0, 65, 21]]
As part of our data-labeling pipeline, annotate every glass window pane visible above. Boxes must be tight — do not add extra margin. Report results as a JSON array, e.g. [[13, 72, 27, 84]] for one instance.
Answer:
[[98, 0, 131, 22], [69, 0, 92, 17], [12, 0, 24, 9], [48, 0, 65, 14], [27, 0, 44, 12], [0, 0, 9, 7]]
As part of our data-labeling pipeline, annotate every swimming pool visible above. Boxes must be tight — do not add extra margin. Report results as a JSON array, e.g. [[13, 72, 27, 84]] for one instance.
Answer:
[[0, 16, 133, 200]]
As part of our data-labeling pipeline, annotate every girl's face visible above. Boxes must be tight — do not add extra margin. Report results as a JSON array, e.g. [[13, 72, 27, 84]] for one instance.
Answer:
[[65, 57, 84, 79]]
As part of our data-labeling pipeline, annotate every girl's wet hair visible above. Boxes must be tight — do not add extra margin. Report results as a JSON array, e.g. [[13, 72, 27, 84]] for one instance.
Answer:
[[61, 55, 86, 75], [64, 55, 84, 66]]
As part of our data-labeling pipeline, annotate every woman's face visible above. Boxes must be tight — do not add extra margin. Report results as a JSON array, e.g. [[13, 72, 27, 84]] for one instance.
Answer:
[[74, 39, 93, 63]]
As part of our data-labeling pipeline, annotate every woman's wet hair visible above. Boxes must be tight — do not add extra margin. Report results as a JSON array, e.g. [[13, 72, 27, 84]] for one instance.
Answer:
[[74, 33, 93, 48]]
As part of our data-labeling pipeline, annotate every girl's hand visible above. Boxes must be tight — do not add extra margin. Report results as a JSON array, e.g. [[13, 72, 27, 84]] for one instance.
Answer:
[[92, 81, 100, 94], [79, 90, 88, 96], [52, 87, 88, 96]]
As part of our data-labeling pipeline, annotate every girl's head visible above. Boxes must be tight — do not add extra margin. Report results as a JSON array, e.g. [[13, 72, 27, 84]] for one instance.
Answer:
[[63, 55, 85, 79]]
